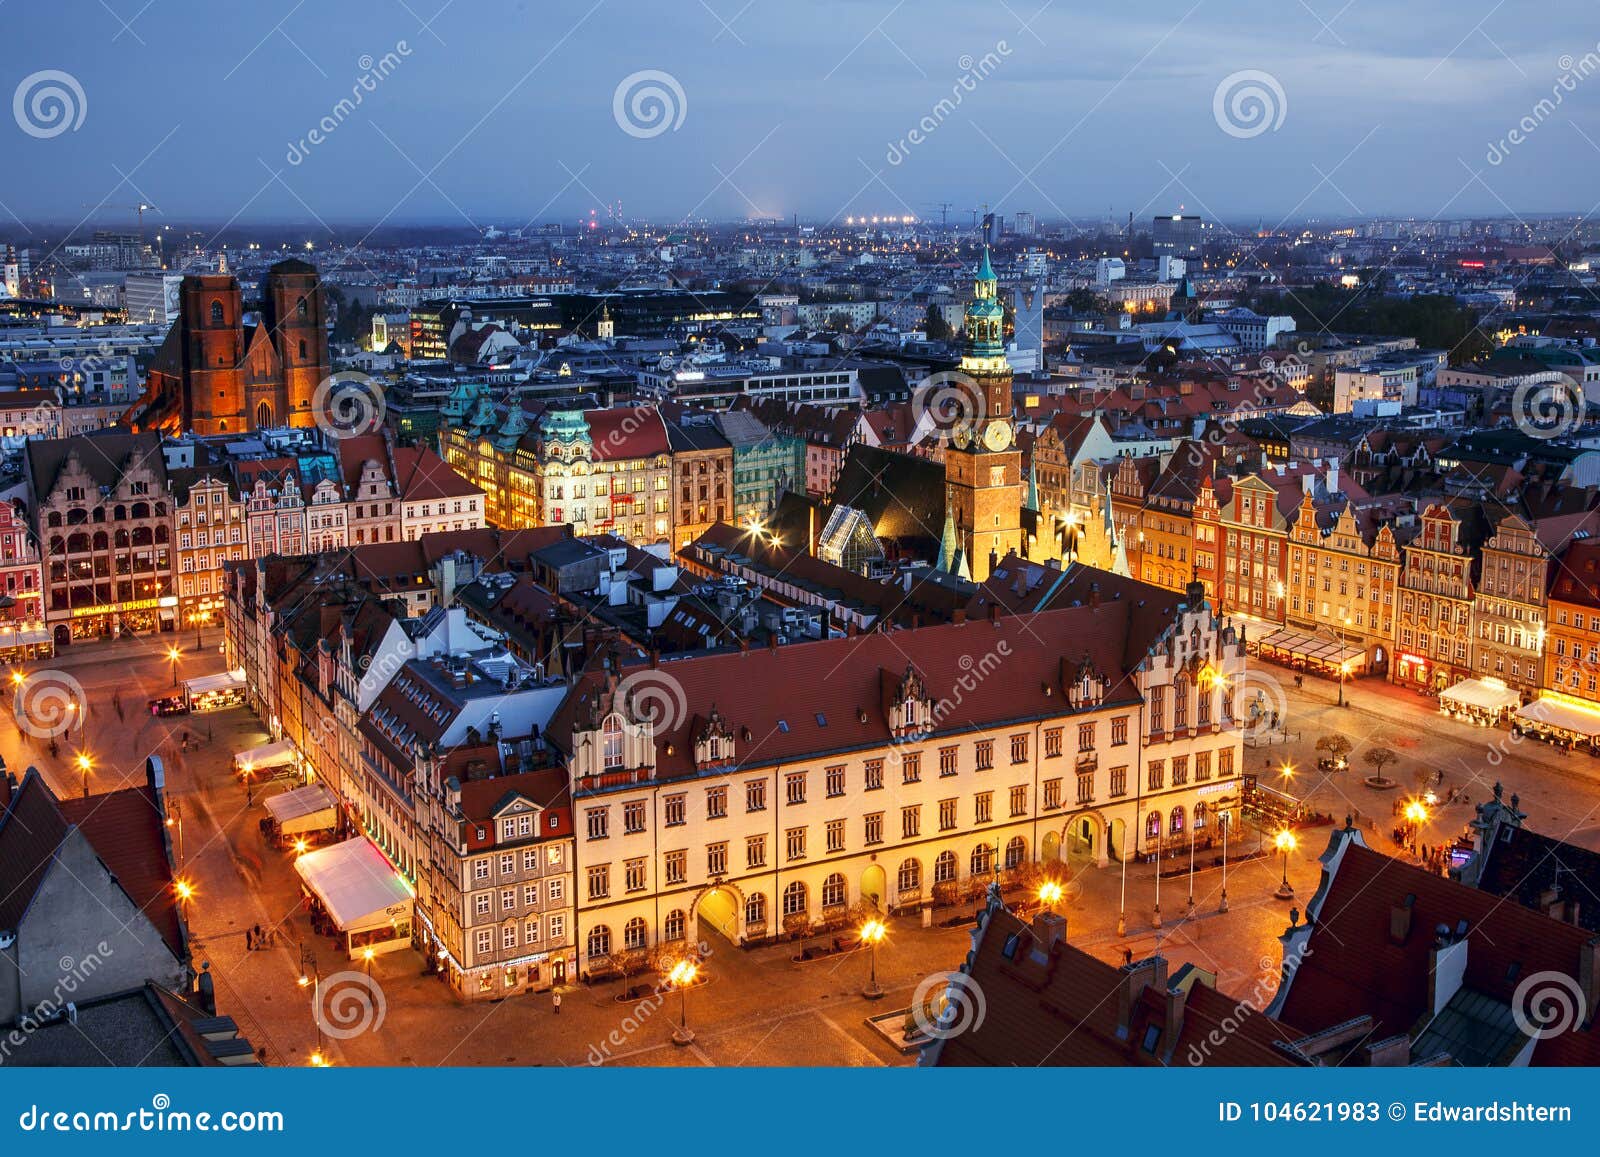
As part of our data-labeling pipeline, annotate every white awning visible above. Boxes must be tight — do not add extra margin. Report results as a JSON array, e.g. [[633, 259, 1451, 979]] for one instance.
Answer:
[[233, 739, 295, 771], [185, 669, 246, 696], [1516, 697, 1600, 739], [263, 783, 338, 834], [1440, 678, 1521, 713], [294, 838, 414, 933]]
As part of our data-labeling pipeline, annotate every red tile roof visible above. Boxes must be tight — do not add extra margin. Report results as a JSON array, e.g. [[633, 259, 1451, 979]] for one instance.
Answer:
[[392, 445, 484, 502], [585, 406, 671, 461]]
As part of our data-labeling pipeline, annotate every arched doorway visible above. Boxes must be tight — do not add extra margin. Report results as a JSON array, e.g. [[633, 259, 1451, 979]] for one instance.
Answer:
[[1040, 830, 1061, 864], [1062, 809, 1109, 867], [693, 884, 742, 947], [1108, 817, 1128, 862], [860, 863, 887, 910]]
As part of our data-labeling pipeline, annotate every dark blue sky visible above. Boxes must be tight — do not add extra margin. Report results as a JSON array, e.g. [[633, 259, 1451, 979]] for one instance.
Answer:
[[6, 0, 1600, 229]]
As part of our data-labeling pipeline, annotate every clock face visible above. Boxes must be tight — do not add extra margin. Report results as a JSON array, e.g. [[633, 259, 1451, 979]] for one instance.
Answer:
[[983, 420, 1013, 452], [951, 423, 974, 450]]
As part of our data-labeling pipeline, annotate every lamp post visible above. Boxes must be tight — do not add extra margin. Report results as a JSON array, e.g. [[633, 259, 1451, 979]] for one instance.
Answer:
[[241, 762, 254, 807], [668, 958, 699, 1045], [1186, 814, 1196, 919], [167, 645, 181, 688], [362, 947, 375, 977], [1038, 880, 1063, 916], [860, 918, 887, 999], [1274, 829, 1298, 900], [1403, 799, 1429, 857], [75, 751, 91, 799], [166, 800, 185, 863], [298, 945, 324, 1065], [1219, 811, 1230, 913]]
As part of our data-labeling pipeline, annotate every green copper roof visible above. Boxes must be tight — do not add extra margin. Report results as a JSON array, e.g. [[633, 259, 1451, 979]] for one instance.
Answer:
[[976, 245, 996, 284]]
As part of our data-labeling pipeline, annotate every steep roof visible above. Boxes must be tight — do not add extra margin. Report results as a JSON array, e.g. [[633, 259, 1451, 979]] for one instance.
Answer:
[[392, 445, 483, 502]]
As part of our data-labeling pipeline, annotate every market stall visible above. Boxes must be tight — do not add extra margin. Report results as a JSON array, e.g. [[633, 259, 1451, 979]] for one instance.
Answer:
[[1512, 695, 1600, 752], [1439, 676, 1521, 725], [294, 837, 414, 959], [233, 739, 296, 782], [183, 669, 248, 711], [262, 782, 339, 849]]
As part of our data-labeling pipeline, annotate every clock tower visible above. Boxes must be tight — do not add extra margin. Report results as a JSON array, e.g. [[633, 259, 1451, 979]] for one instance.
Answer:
[[943, 246, 1022, 582]]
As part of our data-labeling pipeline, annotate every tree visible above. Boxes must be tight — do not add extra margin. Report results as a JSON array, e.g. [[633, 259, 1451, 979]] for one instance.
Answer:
[[607, 948, 649, 990], [1316, 734, 1353, 763], [1363, 746, 1400, 782], [922, 303, 952, 341]]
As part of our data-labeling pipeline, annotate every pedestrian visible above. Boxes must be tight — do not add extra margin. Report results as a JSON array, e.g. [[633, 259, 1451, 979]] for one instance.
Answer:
[[252, 924, 262, 951], [245, 928, 254, 949], [552, 989, 561, 1015]]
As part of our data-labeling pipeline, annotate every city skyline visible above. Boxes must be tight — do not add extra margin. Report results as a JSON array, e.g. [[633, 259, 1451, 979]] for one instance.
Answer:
[[6, 0, 1600, 232]]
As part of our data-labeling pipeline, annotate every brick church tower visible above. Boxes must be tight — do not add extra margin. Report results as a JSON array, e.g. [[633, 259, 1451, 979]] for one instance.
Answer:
[[127, 258, 330, 435]]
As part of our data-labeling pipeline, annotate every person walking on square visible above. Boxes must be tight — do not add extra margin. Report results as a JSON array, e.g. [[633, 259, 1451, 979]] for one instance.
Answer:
[[552, 989, 561, 1015]]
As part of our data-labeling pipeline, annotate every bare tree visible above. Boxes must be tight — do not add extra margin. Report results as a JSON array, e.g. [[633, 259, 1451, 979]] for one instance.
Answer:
[[1316, 734, 1353, 763], [1363, 746, 1400, 782]]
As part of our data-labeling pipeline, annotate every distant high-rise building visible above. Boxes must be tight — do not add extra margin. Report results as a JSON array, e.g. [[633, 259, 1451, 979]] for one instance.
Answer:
[[1152, 214, 1211, 256], [982, 212, 1003, 247], [1012, 210, 1035, 238]]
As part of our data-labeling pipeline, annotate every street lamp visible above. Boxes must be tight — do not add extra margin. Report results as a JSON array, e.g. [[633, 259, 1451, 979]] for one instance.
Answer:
[[668, 958, 699, 1045], [299, 945, 323, 1062], [860, 918, 887, 999], [241, 761, 254, 806], [175, 878, 195, 905], [1038, 880, 1063, 915], [1219, 811, 1230, 913], [167, 646, 181, 688], [75, 752, 91, 798], [1274, 829, 1298, 900], [361, 947, 375, 976]]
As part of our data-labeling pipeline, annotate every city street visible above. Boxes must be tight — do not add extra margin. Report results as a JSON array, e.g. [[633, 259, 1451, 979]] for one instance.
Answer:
[[22, 637, 1594, 1067]]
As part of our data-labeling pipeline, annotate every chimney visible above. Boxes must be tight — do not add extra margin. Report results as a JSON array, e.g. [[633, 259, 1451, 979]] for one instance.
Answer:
[[1088, 581, 1101, 609], [1388, 894, 1415, 944], [952, 608, 966, 625], [988, 603, 1000, 624], [1427, 923, 1469, 1016], [847, 620, 859, 637], [1160, 982, 1190, 1062], [648, 647, 660, 669], [767, 631, 779, 652], [1327, 456, 1340, 495], [1115, 954, 1168, 1040]]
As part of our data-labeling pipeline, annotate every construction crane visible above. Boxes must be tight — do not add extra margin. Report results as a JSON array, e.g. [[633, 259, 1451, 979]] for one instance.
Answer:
[[922, 202, 956, 229], [82, 202, 161, 245]]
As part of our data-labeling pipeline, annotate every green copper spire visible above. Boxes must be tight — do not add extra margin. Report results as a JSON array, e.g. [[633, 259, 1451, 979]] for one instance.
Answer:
[[975, 244, 996, 285], [962, 246, 1004, 360]]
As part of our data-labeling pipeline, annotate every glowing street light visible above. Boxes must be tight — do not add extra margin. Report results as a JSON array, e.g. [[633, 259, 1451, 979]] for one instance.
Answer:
[[75, 752, 91, 798], [1274, 829, 1298, 900], [175, 879, 195, 904], [362, 946, 376, 976], [668, 958, 699, 1045], [167, 646, 182, 687], [860, 918, 887, 999], [1403, 800, 1429, 826], [1038, 880, 1063, 914]]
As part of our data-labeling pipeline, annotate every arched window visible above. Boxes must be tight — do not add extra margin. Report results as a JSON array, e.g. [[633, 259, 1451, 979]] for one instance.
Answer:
[[586, 924, 611, 961], [1146, 811, 1162, 840], [602, 715, 624, 769], [745, 893, 767, 926], [210, 300, 224, 324], [934, 850, 957, 883], [1194, 801, 1208, 830], [822, 872, 846, 908], [1170, 806, 1185, 835], [256, 402, 272, 429], [298, 339, 307, 359], [1005, 836, 1027, 870], [897, 858, 921, 894], [130, 502, 150, 520], [782, 881, 807, 917], [296, 296, 308, 319], [970, 843, 993, 877], [623, 917, 648, 951], [663, 909, 685, 942]]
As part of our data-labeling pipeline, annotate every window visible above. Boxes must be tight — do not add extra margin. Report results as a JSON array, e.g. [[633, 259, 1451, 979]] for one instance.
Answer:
[[746, 893, 768, 928], [1011, 734, 1028, 764], [1043, 728, 1062, 758], [663, 909, 686, 942], [619, 857, 645, 893], [476, 929, 493, 956], [935, 850, 957, 883], [586, 926, 611, 960], [522, 849, 538, 872], [665, 849, 687, 884], [1111, 716, 1128, 745], [624, 917, 648, 951], [474, 859, 490, 881], [548, 914, 565, 942], [745, 779, 766, 812], [1077, 770, 1094, 804], [1196, 750, 1211, 781], [524, 918, 540, 945], [902, 805, 921, 839], [1009, 785, 1027, 817], [786, 826, 807, 861], [826, 765, 846, 796], [1044, 778, 1062, 809], [603, 715, 624, 768], [826, 818, 845, 853], [706, 841, 728, 876], [975, 740, 994, 770], [664, 794, 686, 826], [786, 771, 807, 805], [1148, 759, 1165, 791], [706, 785, 727, 819], [1149, 686, 1165, 734], [971, 843, 992, 876], [499, 853, 515, 875], [1078, 722, 1096, 752], [864, 811, 884, 845], [782, 882, 808, 917], [975, 791, 993, 824], [897, 859, 921, 895], [822, 873, 847, 908], [1172, 756, 1188, 786], [938, 746, 958, 776], [586, 865, 609, 900], [1004, 836, 1026, 870], [523, 884, 538, 906], [623, 800, 646, 834], [547, 878, 564, 903], [585, 807, 609, 841], [503, 925, 517, 950], [474, 893, 491, 916], [1219, 747, 1234, 777], [865, 759, 884, 790], [901, 751, 921, 783], [747, 834, 767, 869]]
